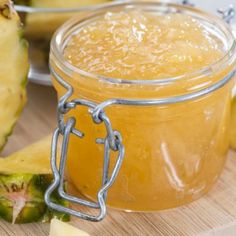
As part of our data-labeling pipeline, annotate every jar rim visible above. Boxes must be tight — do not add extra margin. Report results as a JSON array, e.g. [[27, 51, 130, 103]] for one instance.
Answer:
[[50, 1, 236, 86]]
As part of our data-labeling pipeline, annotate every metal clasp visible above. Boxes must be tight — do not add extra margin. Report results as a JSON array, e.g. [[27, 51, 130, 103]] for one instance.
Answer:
[[44, 68, 124, 222], [181, 1, 235, 24], [218, 5, 235, 24], [181, 0, 194, 7]]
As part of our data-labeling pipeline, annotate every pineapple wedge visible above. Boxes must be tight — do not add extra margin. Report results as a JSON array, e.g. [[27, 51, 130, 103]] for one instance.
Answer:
[[0, 0, 28, 151], [50, 219, 90, 236], [0, 135, 54, 174], [0, 135, 68, 224]]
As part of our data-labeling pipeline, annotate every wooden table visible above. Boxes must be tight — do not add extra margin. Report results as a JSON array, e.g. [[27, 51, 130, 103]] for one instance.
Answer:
[[1, 83, 236, 236]]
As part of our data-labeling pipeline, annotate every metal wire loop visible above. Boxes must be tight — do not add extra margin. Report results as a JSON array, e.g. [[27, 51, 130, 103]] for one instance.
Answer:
[[45, 117, 125, 221], [218, 5, 235, 24], [45, 67, 126, 221], [58, 96, 119, 151], [181, 0, 194, 6]]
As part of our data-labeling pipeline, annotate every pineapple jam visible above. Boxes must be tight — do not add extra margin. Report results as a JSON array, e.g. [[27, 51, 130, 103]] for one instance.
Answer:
[[51, 4, 236, 211], [64, 11, 222, 80]]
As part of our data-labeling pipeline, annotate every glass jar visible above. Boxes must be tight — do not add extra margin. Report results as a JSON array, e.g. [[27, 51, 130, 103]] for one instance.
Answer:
[[48, 1, 236, 217]]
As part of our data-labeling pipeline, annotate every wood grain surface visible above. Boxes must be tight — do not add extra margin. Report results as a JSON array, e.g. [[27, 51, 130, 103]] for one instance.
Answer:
[[1, 83, 236, 236]]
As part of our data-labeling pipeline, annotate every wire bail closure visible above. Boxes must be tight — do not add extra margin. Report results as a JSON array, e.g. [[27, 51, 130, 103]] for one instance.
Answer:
[[217, 5, 235, 24], [44, 68, 125, 222], [181, 0, 194, 6], [181, 1, 235, 24]]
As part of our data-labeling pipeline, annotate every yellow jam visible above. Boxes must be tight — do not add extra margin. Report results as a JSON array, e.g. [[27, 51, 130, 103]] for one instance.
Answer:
[[64, 11, 223, 80], [52, 9, 235, 211]]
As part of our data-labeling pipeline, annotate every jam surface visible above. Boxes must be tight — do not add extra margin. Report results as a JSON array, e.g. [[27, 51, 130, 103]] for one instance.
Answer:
[[64, 11, 223, 80]]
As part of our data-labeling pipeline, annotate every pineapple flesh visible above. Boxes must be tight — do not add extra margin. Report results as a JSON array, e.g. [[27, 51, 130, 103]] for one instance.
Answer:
[[0, 135, 54, 174], [0, 135, 68, 224], [0, 0, 28, 151], [50, 219, 90, 236]]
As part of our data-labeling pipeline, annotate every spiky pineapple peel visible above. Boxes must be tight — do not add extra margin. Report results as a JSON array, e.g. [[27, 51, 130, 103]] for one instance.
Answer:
[[0, 0, 28, 151], [0, 136, 67, 224]]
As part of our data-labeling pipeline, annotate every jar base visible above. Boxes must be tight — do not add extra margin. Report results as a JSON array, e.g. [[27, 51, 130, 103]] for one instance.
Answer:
[[67, 175, 221, 213]]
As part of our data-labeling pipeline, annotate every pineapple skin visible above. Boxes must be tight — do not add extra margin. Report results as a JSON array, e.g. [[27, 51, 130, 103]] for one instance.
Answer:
[[0, 0, 29, 151], [0, 174, 47, 223]]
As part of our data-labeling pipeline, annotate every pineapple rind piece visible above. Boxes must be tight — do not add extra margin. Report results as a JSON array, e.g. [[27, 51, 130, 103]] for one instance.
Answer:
[[0, 136, 69, 224], [0, 174, 47, 223], [0, 174, 69, 223]]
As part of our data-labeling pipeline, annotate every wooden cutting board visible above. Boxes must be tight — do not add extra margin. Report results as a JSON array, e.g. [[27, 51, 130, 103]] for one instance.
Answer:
[[1, 83, 236, 236]]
